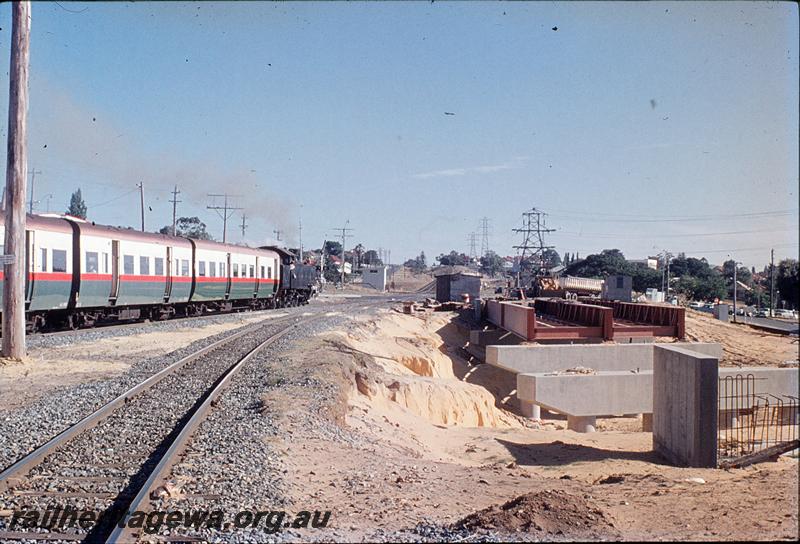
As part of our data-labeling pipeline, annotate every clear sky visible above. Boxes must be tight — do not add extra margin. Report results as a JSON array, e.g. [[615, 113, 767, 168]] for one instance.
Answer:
[[1, 1, 797, 268]]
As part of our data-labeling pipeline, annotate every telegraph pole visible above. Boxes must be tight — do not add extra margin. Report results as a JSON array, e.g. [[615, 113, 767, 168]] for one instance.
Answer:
[[206, 193, 243, 243], [332, 221, 353, 287], [27, 167, 41, 214], [136, 182, 145, 232], [273, 229, 283, 242], [298, 218, 303, 261], [3, 1, 31, 359], [770, 248, 775, 317], [169, 185, 181, 236], [240, 213, 247, 237]]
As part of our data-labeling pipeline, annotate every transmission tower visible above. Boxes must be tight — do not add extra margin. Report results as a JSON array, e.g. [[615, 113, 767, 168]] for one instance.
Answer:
[[467, 231, 478, 263], [479, 216, 491, 257], [512, 208, 555, 287]]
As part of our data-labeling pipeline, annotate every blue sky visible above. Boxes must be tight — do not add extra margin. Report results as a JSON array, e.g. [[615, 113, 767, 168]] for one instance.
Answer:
[[1, 1, 797, 268]]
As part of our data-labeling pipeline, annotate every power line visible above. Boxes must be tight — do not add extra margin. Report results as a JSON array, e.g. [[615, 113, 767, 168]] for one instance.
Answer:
[[91, 188, 138, 209], [466, 231, 478, 262], [550, 226, 796, 239], [479, 216, 491, 257], [544, 207, 798, 220], [206, 193, 243, 243], [549, 210, 797, 224], [512, 207, 554, 287]]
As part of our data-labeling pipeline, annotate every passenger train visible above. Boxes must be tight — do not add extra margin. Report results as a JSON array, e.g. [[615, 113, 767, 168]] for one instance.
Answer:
[[0, 214, 317, 331]]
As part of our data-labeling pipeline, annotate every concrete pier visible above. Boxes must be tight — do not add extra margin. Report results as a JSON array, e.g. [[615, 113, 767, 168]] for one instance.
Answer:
[[567, 415, 596, 433], [519, 400, 541, 420]]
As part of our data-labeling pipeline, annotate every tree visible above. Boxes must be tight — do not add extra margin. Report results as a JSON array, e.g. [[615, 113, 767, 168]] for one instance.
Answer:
[[352, 243, 365, 268], [404, 251, 427, 273], [324, 240, 342, 257], [564, 249, 628, 278], [479, 251, 504, 277], [437, 250, 469, 267], [66, 189, 87, 219], [776, 258, 799, 309], [541, 248, 562, 268], [362, 250, 383, 266], [159, 217, 213, 240]]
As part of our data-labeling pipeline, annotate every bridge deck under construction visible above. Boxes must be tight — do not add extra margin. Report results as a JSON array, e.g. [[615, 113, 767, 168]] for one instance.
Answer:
[[486, 298, 685, 342]]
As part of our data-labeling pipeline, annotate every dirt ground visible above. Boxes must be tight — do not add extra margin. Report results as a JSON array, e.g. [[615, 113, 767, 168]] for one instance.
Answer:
[[0, 312, 288, 412], [268, 308, 799, 541], [683, 309, 798, 367]]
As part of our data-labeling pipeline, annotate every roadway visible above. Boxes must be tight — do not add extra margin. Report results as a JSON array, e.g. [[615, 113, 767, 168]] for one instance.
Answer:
[[736, 315, 799, 334]]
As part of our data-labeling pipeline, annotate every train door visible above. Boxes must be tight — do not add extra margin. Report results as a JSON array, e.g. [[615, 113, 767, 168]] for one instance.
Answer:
[[110, 240, 120, 302], [25, 230, 34, 303], [164, 246, 173, 302], [254, 256, 260, 295], [225, 253, 232, 299]]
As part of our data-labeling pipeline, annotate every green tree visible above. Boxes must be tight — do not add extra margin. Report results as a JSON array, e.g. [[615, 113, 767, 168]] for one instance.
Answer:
[[437, 250, 470, 267], [479, 251, 504, 277], [159, 217, 213, 240], [776, 258, 799, 309], [362, 250, 383, 266], [324, 241, 342, 257], [66, 189, 87, 219], [564, 249, 628, 278], [404, 251, 427, 273], [541, 248, 562, 268]]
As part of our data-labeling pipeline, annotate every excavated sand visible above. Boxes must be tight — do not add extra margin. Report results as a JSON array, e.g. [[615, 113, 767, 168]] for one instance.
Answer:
[[330, 310, 522, 430]]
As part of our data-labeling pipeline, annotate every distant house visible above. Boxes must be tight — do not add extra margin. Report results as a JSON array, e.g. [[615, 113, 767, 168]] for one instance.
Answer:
[[329, 255, 352, 275], [628, 257, 659, 270]]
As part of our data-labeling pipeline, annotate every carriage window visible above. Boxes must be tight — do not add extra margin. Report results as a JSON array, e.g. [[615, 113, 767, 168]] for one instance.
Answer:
[[220, 262, 226, 277], [267, 266, 272, 279], [209, 262, 216, 277], [198, 261, 206, 277], [140, 256, 150, 276], [40, 248, 48, 272], [181, 259, 189, 277], [175, 260, 180, 276], [53, 249, 67, 273], [233, 263, 239, 277], [103, 253, 109, 274], [154, 257, 164, 276], [260, 266, 265, 279], [86, 252, 99, 274], [249, 265, 254, 278], [123, 255, 134, 275]]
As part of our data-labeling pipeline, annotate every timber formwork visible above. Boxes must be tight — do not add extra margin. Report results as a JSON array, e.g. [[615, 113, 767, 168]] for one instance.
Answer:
[[485, 298, 685, 342]]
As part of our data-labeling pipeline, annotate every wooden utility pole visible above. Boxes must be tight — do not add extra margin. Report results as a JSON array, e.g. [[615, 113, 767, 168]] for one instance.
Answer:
[[206, 193, 242, 243], [3, 1, 32, 359], [770, 248, 775, 317], [169, 185, 181, 236], [27, 167, 41, 214], [136, 182, 145, 232]]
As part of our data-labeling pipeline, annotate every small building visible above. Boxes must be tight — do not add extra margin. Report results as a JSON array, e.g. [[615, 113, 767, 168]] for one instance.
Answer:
[[602, 275, 632, 302], [629, 257, 659, 270], [435, 271, 481, 303], [362, 266, 387, 291]]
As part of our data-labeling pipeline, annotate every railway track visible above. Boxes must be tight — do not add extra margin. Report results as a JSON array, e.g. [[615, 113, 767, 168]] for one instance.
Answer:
[[0, 314, 310, 543]]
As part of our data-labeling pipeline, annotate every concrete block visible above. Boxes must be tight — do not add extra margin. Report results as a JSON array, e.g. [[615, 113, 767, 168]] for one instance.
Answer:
[[652, 345, 718, 468], [517, 371, 653, 416], [487, 342, 722, 375]]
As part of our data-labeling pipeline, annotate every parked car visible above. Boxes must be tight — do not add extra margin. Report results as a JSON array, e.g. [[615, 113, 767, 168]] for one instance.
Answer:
[[775, 309, 794, 319], [755, 309, 768, 318]]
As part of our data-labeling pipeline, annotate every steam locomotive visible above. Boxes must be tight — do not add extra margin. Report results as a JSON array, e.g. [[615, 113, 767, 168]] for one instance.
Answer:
[[0, 214, 318, 331]]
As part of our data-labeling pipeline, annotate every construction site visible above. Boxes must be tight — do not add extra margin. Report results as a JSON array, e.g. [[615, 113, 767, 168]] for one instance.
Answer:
[[0, 1, 798, 543]]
